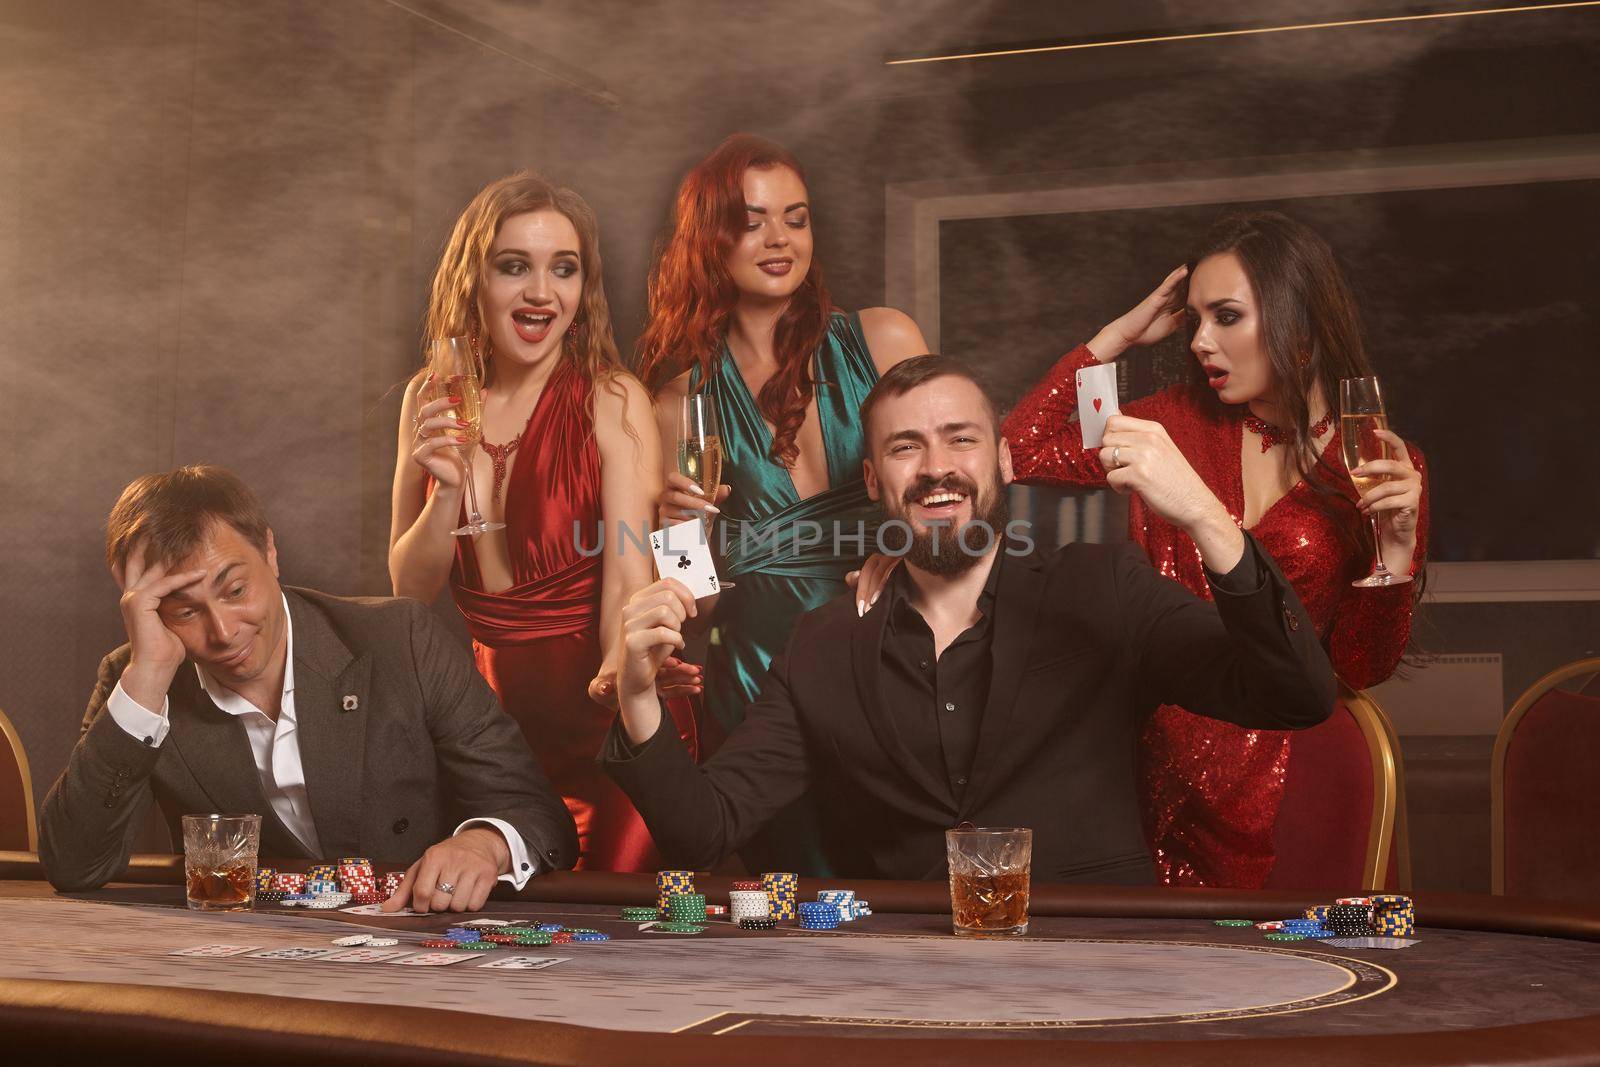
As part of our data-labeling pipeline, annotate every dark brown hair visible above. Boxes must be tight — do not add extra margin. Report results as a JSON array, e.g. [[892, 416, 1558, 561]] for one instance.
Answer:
[[860, 355, 994, 448], [634, 134, 832, 468], [105, 465, 271, 572], [1184, 211, 1382, 563]]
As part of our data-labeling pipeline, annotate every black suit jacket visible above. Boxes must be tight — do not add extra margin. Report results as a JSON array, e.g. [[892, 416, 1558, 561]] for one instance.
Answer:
[[40, 587, 579, 891], [603, 536, 1335, 884]]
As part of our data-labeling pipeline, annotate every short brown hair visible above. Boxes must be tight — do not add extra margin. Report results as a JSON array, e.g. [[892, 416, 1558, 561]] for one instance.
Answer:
[[860, 355, 998, 447], [105, 465, 271, 572]]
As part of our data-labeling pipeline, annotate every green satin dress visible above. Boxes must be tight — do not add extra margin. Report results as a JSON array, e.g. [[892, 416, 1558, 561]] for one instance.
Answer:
[[691, 311, 882, 876]]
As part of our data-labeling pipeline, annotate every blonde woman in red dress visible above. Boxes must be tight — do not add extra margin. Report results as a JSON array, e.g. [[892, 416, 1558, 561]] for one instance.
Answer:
[[390, 172, 674, 872], [856, 212, 1427, 887]]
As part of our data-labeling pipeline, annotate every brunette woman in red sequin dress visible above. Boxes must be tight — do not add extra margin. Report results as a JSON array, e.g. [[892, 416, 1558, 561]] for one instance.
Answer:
[[855, 212, 1427, 887], [389, 172, 689, 873]]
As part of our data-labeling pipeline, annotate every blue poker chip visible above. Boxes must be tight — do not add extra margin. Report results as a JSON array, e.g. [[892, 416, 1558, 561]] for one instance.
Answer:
[[537, 923, 564, 933], [573, 932, 610, 942]]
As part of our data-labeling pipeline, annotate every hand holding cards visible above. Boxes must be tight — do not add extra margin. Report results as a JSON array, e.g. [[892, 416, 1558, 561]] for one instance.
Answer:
[[1076, 362, 1121, 448]]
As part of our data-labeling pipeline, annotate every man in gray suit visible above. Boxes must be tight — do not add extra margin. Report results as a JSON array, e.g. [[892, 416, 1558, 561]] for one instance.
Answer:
[[39, 466, 577, 912]]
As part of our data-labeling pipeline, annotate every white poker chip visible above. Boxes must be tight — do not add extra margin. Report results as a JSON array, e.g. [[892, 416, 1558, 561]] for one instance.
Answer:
[[278, 899, 304, 907], [365, 937, 399, 947], [332, 934, 373, 946], [305, 899, 345, 909]]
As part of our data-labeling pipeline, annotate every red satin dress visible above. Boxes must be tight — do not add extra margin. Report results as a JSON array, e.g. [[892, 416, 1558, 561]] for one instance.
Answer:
[[445, 359, 658, 872], [1001, 345, 1429, 888]]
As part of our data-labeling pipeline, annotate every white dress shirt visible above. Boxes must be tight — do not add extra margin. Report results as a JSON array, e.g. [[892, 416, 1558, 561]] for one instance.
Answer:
[[105, 594, 536, 888]]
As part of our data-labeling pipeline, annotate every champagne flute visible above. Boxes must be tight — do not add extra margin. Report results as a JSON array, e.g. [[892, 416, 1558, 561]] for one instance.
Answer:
[[678, 393, 723, 503], [1340, 376, 1410, 588], [428, 336, 504, 537]]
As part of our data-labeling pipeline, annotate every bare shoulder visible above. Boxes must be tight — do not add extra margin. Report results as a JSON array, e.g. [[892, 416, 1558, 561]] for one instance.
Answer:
[[856, 307, 929, 373], [594, 369, 653, 419]]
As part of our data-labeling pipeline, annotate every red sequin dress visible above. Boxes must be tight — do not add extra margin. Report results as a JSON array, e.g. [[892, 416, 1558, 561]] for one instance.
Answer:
[[1001, 345, 1429, 888], [440, 360, 674, 873]]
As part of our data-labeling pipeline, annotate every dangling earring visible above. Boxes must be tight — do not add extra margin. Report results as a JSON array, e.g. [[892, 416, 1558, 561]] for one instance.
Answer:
[[467, 311, 489, 362], [566, 314, 587, 350]]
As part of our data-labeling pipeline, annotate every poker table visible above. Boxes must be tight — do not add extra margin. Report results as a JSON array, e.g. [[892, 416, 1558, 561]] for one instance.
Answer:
[[2, 852, 1600, 1066]]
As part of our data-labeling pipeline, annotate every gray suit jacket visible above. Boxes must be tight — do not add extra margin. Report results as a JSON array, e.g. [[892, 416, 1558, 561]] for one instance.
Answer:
[[39, 586, 578, 891]]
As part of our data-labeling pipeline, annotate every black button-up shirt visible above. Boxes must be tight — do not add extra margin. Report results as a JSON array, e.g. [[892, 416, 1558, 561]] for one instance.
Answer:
[[880, 552, 1003, 801]]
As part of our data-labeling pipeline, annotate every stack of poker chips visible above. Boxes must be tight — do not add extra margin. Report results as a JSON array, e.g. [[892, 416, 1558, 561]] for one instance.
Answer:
[[666, 892, 708, 925], [817, 888, 856, 921], [1370, 894, 1416, 936], [306, 863, 338, 883], [798, 900, 841, 930], [729, 889, 772, 924], [1302, 905, 1331, 924], [1327, 900, 1377, 937], [270, 872, 307, 894], [1280, 918, 1334, 939], [338, 859, 381, 904], [762, 871, 799, 920], [657, 869, 695, 918], [381, 871, 405, 900], [253, 866, 283, 903]]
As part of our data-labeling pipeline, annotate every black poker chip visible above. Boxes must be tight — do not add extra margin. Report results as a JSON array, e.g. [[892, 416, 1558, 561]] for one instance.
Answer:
[[738, 917, 779, 930]]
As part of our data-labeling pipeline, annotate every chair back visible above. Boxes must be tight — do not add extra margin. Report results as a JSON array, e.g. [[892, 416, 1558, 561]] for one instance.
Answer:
[[0, 708, 37, 851], [1492, 657, 1600, 900], [1265, 686, 1401, 891]]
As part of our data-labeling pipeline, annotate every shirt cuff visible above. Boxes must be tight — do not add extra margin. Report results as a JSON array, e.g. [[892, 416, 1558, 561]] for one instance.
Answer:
[[1204, 535, 1267, 597], [105, 682, 171, 747], [454, 817, 537, 890]]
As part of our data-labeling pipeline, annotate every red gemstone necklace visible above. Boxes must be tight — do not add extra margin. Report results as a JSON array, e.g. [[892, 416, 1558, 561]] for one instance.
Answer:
[[1243, 410, 1333, 453], [478, 404, 538, 502]]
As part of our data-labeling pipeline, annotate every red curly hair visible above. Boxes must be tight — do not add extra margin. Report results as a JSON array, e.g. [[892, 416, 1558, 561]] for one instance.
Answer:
[[635, 134, 832, 468]]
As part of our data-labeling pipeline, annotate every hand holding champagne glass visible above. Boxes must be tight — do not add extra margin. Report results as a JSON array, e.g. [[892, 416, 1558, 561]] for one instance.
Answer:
[[1340, 376, 1411, 588], [673, 393, 732, 588], [427, 336, 503, 537]]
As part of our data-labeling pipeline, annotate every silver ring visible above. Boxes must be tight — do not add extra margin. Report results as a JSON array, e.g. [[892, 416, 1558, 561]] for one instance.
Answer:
[[1111, 446, 1123, 469], [436, 881, 456, 895]]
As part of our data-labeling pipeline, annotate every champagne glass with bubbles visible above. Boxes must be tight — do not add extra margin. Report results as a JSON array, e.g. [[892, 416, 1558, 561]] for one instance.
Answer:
[[678, 393, 723, 506], [429, 336, 503, 536], [1341, 376, 1410, 588]]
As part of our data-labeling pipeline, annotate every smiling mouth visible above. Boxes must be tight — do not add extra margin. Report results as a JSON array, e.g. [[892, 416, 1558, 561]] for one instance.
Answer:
[[913, 489, 968, 514], [511, 309, 557, 343], [757, 259, 793, 275], [216, 641, 252, 669]]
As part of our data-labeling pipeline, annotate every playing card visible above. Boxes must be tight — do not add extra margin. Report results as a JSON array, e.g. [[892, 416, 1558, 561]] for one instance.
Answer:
[[168, 944, 259, 957], [324, 948, 412, 963], [247, 947, 341, 961], [649, 518, 720, 599], [1323, 936, 1419, 950], [341, 903, 422, 916], [478, 955, 571, 970], [1075, 361, 1120, 449], [389, 952, 470, 967]]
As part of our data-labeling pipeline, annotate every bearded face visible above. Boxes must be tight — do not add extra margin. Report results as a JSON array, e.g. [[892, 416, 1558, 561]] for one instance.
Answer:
[[882, 465, 1010, 576]]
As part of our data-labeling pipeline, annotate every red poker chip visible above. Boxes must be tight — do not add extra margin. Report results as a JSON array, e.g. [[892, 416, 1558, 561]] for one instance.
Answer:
[[551, 932, 574, 943], [420, 939, 457, 948], [1336, 897, 1373, 905], [731, 880, 763, 891]]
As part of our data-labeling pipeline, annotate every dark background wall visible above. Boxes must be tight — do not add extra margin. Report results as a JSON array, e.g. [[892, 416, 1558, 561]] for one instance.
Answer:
[[3, 0, 1597, 888]]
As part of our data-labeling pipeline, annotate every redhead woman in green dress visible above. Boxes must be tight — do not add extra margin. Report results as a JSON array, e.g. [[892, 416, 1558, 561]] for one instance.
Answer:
[[631, 134, 928, 874]]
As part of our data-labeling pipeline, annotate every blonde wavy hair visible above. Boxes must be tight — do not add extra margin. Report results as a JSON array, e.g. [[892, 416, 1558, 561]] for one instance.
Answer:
[[422, 170, 629, 421]]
